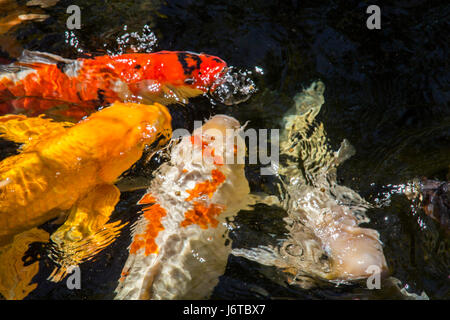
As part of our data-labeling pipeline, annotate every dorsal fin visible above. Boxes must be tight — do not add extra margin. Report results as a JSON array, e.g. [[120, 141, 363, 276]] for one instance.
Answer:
[[127, 80, 204, 106], [0, 51, 75, 75], [0, 64, 31, 74], [17, 50, 73, 66]]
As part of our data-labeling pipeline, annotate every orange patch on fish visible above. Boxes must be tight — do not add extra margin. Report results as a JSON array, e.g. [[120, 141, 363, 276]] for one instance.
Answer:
[[180, 202, 226, 229], [137, 193, 157, 205], [119, 269, 130, 282], [181, 169, 227, 229], [185, 169, 226, 201], [130, 194, 167, 256], [190, 135, 209, 149], [190, 134, 224, 165]]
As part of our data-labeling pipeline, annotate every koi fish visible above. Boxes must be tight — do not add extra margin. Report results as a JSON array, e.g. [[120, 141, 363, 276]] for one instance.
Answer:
[[0, 101, 172, 295], [115, 115, 252, 299], [233, 81, 388, 287], [0, 50, 256, 120], [405, 178, 449, 235]]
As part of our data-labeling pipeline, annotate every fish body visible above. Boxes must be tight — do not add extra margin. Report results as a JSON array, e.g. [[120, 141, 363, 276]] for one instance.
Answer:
[[0, 50, 235, 119], [280, 82, 388, 282], [233, 81, 388, 287], [115, 115, 251, 299], [0, 101, 172, 279]]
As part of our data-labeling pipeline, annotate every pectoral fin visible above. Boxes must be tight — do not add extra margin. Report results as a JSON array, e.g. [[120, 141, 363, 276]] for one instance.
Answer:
[[128, 80, 204, 105], [48, 184, 126, 282], [14, 50, 74, 69], [0, 114, 73, 149], [231, 245, 288, 268], [333, 139, 356, 166]]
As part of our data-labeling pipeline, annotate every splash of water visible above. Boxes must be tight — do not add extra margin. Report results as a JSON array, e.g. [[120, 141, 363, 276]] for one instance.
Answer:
[[210, 67, 257, 105], [105, 24, 157, 56], [64, 24, 158, 56]]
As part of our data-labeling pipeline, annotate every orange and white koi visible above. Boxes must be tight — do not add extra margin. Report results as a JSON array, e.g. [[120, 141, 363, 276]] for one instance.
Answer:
[[115, 115, 252, 299], [0, 101, 172, 295], [0, 50, 255, 120]]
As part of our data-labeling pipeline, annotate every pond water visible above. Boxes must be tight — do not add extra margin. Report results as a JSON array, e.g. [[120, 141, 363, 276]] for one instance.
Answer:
[[0, 0, 448, 299]]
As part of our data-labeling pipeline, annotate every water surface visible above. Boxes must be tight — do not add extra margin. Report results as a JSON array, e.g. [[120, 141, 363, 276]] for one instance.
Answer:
[[0, 0, 448, 299]]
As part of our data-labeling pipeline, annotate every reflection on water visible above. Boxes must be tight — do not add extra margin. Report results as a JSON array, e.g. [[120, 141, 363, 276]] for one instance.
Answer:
[[0, 0, 448, 299]]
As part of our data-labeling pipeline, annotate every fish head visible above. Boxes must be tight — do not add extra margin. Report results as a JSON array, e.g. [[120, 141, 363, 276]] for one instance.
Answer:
[[306, 202, 390, 282], [233, 209, 389, 289], [326, 225, 390, 281], [185, 53, 228, 89], [190, 114, 244, 166], [90, 102, 172, 151], [199, 114, 241, 136], [173, 52, 257, 105], [138, 102, 173, 147]]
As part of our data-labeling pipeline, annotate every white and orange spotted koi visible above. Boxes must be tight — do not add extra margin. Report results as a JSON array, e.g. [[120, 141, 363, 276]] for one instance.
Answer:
[[115, 115, 252, 300]]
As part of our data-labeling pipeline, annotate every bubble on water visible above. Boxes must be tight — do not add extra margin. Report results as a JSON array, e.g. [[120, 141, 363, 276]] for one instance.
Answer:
[[254, 66, 264, 75], [373, 182, 416, 207], [210, 67, 257, 105], [106, 24, 158, 56], [64, 30, 84, 53]]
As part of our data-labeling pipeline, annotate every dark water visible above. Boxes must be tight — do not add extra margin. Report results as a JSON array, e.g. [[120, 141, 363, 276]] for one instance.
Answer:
[[1, 0, 449, 299]]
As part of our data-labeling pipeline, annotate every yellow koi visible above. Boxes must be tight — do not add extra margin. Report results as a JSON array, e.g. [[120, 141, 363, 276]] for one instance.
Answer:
[[0, 101, 172, 298]]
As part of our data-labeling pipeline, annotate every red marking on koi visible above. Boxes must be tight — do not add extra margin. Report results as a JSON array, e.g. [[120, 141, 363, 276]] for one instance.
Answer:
[[190, 134, 224, 165], [130, 194, 167, 256], [180, 202, 226, 229], [185, 169, 226, 201]]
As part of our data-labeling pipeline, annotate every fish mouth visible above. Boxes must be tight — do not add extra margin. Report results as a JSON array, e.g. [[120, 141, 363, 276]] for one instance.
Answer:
[[210, 67, 257, 105]]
